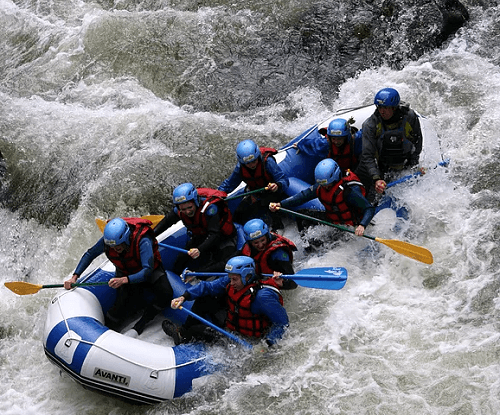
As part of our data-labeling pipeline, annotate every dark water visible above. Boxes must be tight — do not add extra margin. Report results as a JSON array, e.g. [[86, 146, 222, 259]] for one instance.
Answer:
[[1, 1, 500, 414]]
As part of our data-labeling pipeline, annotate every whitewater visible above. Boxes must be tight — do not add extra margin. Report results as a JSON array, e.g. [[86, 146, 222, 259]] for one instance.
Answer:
[[1, 1, 499, 414]]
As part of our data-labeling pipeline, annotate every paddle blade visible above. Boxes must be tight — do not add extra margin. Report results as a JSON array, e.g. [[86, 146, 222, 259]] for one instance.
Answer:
[[96, 218, 107, 232], [4, 281, 43, 295], [141, 215, 164, 228], [375, 238, 434, 264], [287, 267, 348, 290]]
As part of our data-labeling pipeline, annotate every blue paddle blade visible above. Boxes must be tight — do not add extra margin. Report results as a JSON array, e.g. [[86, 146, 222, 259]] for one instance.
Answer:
[[284, 267, 348, 290]]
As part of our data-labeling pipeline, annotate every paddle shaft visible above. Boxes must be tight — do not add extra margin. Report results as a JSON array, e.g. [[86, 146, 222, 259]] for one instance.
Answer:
[[277, 123, 318, 153], [158, 242, 189, 254], [182, 271, 297, 278], [52, 282, 109, 289], [179, 306, 252, 349], [278, 207, 368, 239], [224, 187, 268, 201]]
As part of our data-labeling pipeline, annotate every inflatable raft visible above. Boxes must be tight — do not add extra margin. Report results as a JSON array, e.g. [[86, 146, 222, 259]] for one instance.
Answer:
[[42, 104, 443, 404]]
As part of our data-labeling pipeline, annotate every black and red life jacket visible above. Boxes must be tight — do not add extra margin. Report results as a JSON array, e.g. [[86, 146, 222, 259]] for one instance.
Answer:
[[105, 217, 162, 276], [316, 172, 366, 225], [240, 233, 297, 275], [177, 188, 235, 237], [225, 278, 283, 338], [328, 140, 358, 173], [240, 147, 278, 190]]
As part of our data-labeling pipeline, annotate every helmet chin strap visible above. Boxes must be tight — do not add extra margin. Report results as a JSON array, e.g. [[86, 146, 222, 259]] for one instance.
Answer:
[[245, 273, 258, 285]]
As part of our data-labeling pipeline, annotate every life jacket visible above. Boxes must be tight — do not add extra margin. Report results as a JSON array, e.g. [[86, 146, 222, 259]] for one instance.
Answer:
[[105, 217, 162, 276], [241, 233, 297, 275], [327, 139, 358, 173], [240, 147, 278, 190], [316, 171, 366, 225], [176, 188, 235, 237], [376, 107, 415, 169], [226, 278, 283, 338], [318, 126, 360, 173]]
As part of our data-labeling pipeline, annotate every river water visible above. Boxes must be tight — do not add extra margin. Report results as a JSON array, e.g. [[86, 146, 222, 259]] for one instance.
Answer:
[[1, 1, 499, 414]]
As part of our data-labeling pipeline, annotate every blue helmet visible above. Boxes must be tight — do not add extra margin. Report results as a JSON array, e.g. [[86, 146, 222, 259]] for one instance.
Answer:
[[327, 118, 350, 138], [243, 218, 269, 242], [225, 256, 256, 284], [374, 88, 400, 107], [236, 139, 261, 165], [103, 218, 130, 246], [173, 183, 199, 207], [315, 159, 341, 186]]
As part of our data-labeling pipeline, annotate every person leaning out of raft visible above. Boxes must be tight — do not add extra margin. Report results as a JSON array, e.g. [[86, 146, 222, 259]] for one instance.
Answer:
[[218, 139, 289, 232], [162, 256, 289, 347], [270, 159, 376, 237], [355, 87, 422, 202], [64, 217, 174, 335], [154, 183, 237, 275], [239, 218, 298, 290]]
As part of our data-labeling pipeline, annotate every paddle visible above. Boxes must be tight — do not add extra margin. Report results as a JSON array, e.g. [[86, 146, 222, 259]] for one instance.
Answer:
[[4, 281, 109, 296], [183, 266, 348, 290], [178, 306, 252, 349], [386, 159, 450, 189], [277, 123, 318, 153], [158, 242, 189, 254], [224, 187, 268, 201], [278, 207, 433, 264], [95, 215, 164, 233]]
